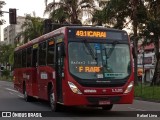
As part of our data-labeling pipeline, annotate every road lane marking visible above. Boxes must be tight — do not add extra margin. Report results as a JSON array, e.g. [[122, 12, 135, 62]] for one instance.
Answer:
[[18, 95, 23, 98], [9, 92, 14, 95], [5, 88, 18, 93], [6, 88, 24, 98], [128, 107, 146, 111]]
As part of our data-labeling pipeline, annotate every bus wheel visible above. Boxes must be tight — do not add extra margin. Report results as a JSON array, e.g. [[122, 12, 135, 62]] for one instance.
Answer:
[[49, 90, 59, 112], [24, 86, 32, 102], [102, 104, 113, 111]]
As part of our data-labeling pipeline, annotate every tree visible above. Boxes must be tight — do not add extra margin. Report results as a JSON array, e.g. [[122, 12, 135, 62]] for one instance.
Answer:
[[18, 13, 43, 43], [44, 0, 97, 24], [140, 0, 160, 85], [0, 44, 14, 68], [92, 0, 149, 84], [0, 1, 6, 25], [93, 0, 134, 77], [92, 0, 132, 29]]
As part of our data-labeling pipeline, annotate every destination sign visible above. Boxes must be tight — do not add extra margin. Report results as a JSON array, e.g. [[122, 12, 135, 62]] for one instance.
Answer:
[[74, 66, 101, 73], [68, 28, 128, 41], [76, 30, 106, 38]]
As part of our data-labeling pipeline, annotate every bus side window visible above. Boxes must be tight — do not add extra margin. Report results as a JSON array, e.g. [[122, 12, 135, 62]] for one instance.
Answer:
[[39, 42, 47, 66], [27, 47, 32, 67], [47, 39, 55, 65], [32, 47, 38, 67], [22, 49, 27, 67], [17, 51, 22, 68]]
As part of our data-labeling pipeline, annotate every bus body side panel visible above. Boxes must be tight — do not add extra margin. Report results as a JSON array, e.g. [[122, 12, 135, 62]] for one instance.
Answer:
[[14, 68, 23, 93], [27, 68, 38, 97], [16, 68, 38, 97], [37, 66, 55, 100]]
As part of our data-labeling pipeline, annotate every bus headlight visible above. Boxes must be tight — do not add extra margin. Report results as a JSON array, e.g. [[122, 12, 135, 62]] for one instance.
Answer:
[[68, 81, 82, 94], [124, 81, 134, 94]]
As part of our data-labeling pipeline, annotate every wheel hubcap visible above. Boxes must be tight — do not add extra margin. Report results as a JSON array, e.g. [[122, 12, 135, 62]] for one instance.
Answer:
[[50, 93, 55, 110], [24, 91, 27, 99]]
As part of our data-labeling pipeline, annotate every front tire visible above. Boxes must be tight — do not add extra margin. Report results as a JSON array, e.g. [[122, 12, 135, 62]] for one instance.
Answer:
[[24, 85, 32, 102]]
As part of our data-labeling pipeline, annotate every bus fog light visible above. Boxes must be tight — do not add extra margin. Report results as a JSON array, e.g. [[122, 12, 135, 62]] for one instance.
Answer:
[[68, 81, 82, 94], [124, 81, 134, 94]]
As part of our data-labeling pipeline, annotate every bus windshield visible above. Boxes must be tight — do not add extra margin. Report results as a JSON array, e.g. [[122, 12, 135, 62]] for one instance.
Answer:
[[68, 42, 131, 80]]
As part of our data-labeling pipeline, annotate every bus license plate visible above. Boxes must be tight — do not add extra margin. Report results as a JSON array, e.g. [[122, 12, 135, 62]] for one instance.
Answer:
[[99, 100, 110, 105]]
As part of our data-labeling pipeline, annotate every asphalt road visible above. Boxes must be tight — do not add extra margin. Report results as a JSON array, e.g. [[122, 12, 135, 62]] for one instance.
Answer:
[[0, 80, 160, 120]]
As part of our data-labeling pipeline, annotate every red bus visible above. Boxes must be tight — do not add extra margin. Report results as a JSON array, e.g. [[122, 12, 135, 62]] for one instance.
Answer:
[[13, 26, 134, 111]]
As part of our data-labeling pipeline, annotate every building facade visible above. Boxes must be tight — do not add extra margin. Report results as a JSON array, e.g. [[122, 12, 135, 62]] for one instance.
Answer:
[[138, 43, 156, 82], [3, 16, 25, 45]]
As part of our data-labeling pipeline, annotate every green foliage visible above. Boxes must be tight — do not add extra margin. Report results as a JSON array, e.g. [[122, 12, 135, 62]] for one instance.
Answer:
[[0, 44, 14, 65], [19, 14, 43, 43], [0, 1, 6, 25], [136, 1, 148, 23], [0, 44, 14, 80], [0, 69, 13, 81], [9, 51, 14, 66], [44, 0, 97, 24], [92, 0, 160, 85], [137, 0, 160, 85], [49, 7, 69, 23], [92, 0, 132, 29], [1, 69, 10, 77], [135, 84, 160, 102], [92, 9, 106, 26], [92, 0, 148, 30]]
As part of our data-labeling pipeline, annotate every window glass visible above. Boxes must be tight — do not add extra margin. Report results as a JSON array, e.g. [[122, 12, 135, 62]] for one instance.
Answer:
[[39, 42, 46, 65], [27, 47, 32, 67], [17, 51, 22, 68], [68, 42, 131, 80], [22, 49, 26, 67], [47, 39, 55, 65]]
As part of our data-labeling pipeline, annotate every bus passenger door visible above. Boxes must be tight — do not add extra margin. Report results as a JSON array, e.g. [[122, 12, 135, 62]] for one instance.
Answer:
[[55, 43, 64, 103]]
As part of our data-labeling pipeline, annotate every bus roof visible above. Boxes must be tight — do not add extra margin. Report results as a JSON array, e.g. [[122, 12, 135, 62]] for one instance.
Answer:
[[15, 26, 127, 52]]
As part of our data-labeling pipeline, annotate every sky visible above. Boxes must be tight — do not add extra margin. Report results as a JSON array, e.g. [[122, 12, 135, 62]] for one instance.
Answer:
[[0, 0, 53, 41]]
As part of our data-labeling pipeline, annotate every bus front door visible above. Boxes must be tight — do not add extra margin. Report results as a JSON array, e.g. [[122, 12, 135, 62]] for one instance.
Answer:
[[55, 43, 64, 103]]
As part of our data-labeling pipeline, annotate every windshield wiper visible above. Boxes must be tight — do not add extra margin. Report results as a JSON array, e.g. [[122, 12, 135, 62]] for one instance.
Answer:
[[83, 39, 97, 62], [102, 41, 119, 71], [105, 40, 119, 59]]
